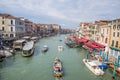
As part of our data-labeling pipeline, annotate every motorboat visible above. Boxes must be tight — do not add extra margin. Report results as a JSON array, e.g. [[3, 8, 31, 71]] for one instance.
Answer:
[[53, 58, 63, 77], [22, 41, 34, 57], [13, 39, 26, 50], [42, 45, 48, 52], [58, 45, 63, 51], [31, 37, 39, 43], [83, 59, 104, 76]]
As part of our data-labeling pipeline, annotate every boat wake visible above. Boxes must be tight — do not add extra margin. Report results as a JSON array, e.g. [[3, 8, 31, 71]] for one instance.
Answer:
[[55, 77, 63, 80]]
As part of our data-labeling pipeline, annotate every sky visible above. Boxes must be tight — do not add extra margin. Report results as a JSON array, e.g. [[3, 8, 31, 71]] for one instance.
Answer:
[[0, 0, 120, 29]]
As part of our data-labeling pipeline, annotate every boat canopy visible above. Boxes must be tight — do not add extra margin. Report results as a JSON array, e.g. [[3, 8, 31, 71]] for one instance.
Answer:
[[31, 37, 38, 40], [14, 39, 26, 43], [23, 41, 34, 50], [43, 45, 48, 48]]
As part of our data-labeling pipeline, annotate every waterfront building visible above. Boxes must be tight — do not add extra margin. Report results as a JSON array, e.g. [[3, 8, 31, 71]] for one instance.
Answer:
[[36, 24, 60, 36], [24, 19, 33, 36], [95, 20, 109, 44], [77, 22, 96, 40], [109, 18, 120, 62], [0, 14, 25, 38]]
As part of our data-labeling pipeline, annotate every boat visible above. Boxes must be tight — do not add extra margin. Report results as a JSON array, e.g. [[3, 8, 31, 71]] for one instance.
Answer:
[[42, 45, 48, 52], [58, 45, 63, 51], [13, 39, 26, 50], [53, 58, 63, 77], [83, 59, 104, 76], [0, 50, 12, 57], [31, 37, 39, 43], [59, 39, 62, 42], [109, 64, 120, 75], [22, 41, 34, 57]]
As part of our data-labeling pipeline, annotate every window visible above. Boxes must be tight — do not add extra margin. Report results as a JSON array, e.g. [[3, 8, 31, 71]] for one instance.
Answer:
[[11, 20, 13, 25], [117, 25, 120, 30], [116, 41, 118, 48], [6, 34, 8, 37], [113, 20, 116, 23], [2, 21, 4, 24], [113, 32, 115, 37], [107, 29, 108, 34], [111, 40, 114, 46], [2, 16, 5, 19], [117, 32, 119, 37], [113, 25, 116, 30], [103, 29, 104, 34], [10, 34, 14, 37], [2, 27, 4, 31], [105, 38, 107, 43], [118, 19, 120, 22], [11, 27, 13, 32]]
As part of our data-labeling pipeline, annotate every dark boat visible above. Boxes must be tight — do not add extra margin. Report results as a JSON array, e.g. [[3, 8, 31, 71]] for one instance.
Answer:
[[53, 58, 63, 77]]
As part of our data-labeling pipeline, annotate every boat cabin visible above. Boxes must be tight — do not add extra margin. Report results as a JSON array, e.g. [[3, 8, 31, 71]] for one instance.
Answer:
[[13, 39, 26, 50]]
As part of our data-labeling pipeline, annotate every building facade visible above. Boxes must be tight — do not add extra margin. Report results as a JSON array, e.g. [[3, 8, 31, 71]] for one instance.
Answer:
[[109, 19, 120, 62], [0, 14, 25, 38]]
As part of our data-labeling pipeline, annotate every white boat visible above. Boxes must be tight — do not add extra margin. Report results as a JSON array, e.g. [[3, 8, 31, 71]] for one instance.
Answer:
[[53, 58, 63, 77], [83, 59, 104, 76], [31, 37, 38, 43], [22, 41, 34, 57], [58, 45, 63, 51], [0, 50, 12, 57], [13, 39, 26, 50], [42, 45, 48, 52]]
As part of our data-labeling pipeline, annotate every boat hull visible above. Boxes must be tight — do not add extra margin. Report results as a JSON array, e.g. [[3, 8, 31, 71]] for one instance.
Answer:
[[22, 49, 34, 57], [83, 59, 104, 76], [22, 41, 34, 57], [53, 58, 63, 77]]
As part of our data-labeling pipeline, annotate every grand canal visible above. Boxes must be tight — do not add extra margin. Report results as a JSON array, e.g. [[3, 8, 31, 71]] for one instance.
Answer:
[[0, 35, 120, 80]]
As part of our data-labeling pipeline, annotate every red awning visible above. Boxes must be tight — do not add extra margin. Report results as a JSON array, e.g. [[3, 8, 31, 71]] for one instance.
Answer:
[[85, 42, 99, 49], [81, 37, 88, 43], [74, 37, 88, 43], [74, 37, 82, 42], [92, 42, 105, 48]]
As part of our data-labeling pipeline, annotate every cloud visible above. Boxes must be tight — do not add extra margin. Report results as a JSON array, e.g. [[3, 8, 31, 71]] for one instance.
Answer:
[[0, 0, 120, 28]]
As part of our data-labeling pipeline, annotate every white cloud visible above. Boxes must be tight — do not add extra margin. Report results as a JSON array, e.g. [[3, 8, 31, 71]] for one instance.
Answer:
[[0, 0, 120, 28]]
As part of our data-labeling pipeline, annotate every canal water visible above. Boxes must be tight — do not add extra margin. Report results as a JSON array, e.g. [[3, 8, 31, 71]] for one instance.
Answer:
[[0, 35, 120, 80]]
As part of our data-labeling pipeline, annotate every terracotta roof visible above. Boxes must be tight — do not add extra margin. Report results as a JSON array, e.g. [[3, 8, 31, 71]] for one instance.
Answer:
[[0, 13, 16, 19], [36, 24, 59, 27]]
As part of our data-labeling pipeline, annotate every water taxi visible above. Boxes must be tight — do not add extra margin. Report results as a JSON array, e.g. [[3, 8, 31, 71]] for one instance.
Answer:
[[83, 59, 104, 76], [22, 41, 34, 57], [42, 45, 48, 52], [31, 37, 39, 43], [53, 58, 63, 77], [13, 39, 26, 50], [58, 45, 63, 51]]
